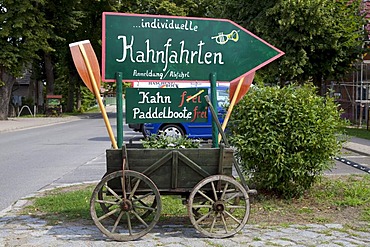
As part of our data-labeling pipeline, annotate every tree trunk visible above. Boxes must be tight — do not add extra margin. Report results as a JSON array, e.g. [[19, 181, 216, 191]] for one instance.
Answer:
[[313, 74, 325, 96], [0, 67, 16, 120], [44, 52, 55, 95], [66, 74, 76, 112], [76, 86, 82, 111]]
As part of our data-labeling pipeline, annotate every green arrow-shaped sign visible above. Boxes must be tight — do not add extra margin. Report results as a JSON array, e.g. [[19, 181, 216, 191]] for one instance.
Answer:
[[102, 12, 284, 83]]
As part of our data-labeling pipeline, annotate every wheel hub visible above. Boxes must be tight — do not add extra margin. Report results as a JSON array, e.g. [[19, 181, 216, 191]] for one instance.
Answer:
[[120, 199, 132, 211], [213, 201, 225, 212]]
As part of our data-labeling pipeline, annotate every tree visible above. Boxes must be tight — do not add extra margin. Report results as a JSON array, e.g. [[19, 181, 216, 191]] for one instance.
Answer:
[[1, 0, 216, 118], [0, 0, 51, 120], [36, 0, 84, 96], [213, 0, 367, 90]]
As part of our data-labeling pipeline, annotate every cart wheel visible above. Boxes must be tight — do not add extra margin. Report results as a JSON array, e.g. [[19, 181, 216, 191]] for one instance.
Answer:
[[188, 175, 250, 238], [90, 170, 161, 241]]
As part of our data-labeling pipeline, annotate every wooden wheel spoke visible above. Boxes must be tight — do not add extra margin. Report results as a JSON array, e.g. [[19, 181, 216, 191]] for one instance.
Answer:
[[220, 213, 228, 233], [135, 205, 156, 211], [112, 211, 124, 233], [128, 178, 141, 200], [209, 213, 217, 232], [131, 210, 148, 227], [224, 210, 242, 224], [211, 182, 218, 201], [195, 210, 213, 224], [192, 204, 212, 209], [220, 182, 229, 200], [197, 190, 215, 204], [96, 199, 120, 205], [126, 212, 132, 235], [224, 192, 240, 203], [98, 207, 121, 221], [104, 183, 122, 201], [226, 205, 245, 209], [132, 192, 153, 202]]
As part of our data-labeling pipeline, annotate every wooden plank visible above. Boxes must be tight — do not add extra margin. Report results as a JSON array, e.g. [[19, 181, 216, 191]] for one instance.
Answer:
[[141, 151, 172, 176], [172, 151, 179, 189], [178, 151, 211, 178], [218, 144, 225, 175], [106, 149, 122, 174]]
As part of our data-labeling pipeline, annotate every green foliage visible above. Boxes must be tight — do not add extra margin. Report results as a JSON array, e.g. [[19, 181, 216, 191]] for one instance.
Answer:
[[0, 0, 53, 119], [228, 84, 347, 198], [142, 132, 200, 149], [0, 0, 52, 74], [344, 127, 370, 140], [213, 0, 367, 86], [332, 176, 370, 207], [26, 185, 94, 222], [79, 86, 97, 112]]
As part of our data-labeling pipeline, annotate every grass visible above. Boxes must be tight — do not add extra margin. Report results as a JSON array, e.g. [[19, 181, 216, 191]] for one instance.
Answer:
[[21, 174, 370, 228], [18, 106, 100, 118], [249, 174, 370, 227], [22, 185, 93, 224], [344, 126, 370, 140]]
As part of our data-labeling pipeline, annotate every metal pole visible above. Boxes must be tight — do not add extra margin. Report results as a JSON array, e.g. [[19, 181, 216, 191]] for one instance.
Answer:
[[116, 72, 123, 148], [210, 72, 218, 147], [360, 62, 364, 127]]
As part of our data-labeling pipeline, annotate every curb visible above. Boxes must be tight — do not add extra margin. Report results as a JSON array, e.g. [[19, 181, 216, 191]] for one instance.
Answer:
[[343, 146, 370, 157]]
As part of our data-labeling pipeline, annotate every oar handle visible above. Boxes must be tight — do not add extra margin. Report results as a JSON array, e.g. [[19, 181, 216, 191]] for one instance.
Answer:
[[217, 77, 244, 143], [78, 44, 118, 149]]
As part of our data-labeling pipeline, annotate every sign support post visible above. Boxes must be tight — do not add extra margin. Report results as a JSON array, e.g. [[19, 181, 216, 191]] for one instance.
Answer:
[[116, 72, 123, 148], [210, 72, 219, 147]]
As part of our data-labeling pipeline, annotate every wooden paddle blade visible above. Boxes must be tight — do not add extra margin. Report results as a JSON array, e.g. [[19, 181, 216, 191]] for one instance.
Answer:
[[229, 72, 255, 104], [69, 40, 101, 93]]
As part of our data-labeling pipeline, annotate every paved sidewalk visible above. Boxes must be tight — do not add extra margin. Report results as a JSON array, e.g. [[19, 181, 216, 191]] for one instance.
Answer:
[[0, 105, 116, 133], [1, 207, 369, 247], [1, 113, 370, 246], [343, 136, 370, 156]]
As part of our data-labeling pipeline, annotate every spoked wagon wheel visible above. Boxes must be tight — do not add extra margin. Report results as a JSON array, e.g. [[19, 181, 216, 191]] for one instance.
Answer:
[[188, 175, 250, 238], [90, 170, 161, 241]]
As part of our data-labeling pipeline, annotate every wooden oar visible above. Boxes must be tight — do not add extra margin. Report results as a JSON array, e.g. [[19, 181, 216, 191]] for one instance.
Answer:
[[218, 72, 254, 143], [69, 40, 118, 149], [229, 71, 255, 104]]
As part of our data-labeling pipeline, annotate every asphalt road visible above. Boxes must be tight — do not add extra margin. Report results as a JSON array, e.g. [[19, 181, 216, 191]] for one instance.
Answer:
[[0, 112, 143, 211], [332, 148, 370, 175]]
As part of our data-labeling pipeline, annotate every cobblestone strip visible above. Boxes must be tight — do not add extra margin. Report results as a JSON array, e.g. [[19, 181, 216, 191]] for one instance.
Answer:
[[1, 212, 369, 246]]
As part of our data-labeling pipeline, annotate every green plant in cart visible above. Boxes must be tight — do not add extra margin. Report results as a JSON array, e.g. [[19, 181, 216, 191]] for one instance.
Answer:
[[142, 132, 201, 149]]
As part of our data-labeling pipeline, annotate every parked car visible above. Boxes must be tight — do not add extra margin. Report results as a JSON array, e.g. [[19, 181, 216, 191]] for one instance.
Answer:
[[128, 86, 229, 139]]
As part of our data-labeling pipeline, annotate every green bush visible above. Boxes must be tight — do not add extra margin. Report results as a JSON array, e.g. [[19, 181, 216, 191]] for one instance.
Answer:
[[229, 83, 347, 198]]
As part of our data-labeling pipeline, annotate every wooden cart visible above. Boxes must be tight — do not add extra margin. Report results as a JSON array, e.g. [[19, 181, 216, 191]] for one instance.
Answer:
[[89, 97, 255, 241], [89, 143, 256, 241]]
